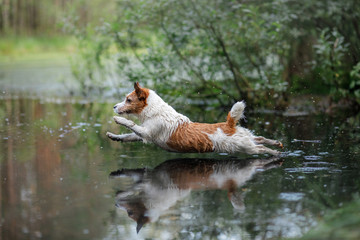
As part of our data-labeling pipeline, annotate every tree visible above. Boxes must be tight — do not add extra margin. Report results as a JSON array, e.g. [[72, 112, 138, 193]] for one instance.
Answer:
[[67, 0, 360, 108]]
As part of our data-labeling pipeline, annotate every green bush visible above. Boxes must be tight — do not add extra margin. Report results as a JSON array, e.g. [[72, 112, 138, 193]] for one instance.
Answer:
[[65, 0, 360, 109]]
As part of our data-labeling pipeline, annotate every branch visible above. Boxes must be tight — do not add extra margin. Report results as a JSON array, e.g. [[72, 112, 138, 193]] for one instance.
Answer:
[[208, 23, 250, 90], [159, 14, 237, 100], [187, 0, 250, 96]]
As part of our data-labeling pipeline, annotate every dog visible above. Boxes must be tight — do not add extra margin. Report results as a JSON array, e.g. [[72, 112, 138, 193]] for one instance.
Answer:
[[106, 82, 283, 155]]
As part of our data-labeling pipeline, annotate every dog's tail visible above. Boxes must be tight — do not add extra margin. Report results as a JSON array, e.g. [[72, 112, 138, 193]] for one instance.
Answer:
[[226, 101, 246, 127]]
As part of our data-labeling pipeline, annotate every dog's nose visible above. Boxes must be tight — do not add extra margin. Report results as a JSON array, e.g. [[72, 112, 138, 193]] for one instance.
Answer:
[[113, 104, 117, 109]]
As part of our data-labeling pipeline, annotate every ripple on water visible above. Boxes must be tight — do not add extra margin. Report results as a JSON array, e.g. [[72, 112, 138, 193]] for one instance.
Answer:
[[287, 150, 304, 157], [279, 192, 305, 201], [285, 166, 330, 173], [286, 155, 340, 173], [303, 161, 335, 166], [304, 155, 322, 161]]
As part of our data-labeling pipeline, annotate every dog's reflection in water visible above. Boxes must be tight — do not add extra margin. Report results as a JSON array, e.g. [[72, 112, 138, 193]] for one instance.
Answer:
[[110, 157, 282, 233]]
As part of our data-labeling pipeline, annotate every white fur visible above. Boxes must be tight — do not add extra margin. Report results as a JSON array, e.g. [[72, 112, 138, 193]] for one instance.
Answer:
[[230, 101, 246, 121], [206, 128, 255, 154], [206, 127, 279, 155], [136, 90, 190, 149]]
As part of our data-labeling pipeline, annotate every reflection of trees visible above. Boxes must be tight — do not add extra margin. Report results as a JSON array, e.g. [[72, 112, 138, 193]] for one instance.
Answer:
[[0, 98, 112, 240], [1, 99, 63, 239], [2, 98, 17, 240], [34, 100, 62, 189]]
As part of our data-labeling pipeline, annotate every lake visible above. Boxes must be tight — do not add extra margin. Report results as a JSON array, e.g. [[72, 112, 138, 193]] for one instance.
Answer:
[[1, 62, 360, 239]]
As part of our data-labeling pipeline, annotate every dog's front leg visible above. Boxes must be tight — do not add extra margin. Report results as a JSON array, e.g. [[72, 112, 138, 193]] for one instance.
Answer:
[[106, 132, 142, 142], [113, 116, 150, 139]]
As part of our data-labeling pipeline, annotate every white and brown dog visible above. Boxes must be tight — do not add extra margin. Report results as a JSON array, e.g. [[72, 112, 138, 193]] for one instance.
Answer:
[[106, 82, 283, 155]]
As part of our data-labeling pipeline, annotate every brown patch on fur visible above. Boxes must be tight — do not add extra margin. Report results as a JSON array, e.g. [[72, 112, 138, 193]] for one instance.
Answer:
[[166, 122, 214, 153], [134, 82, 149, 101], [117, 83, 150, 114], [166, 117, 237, 153], [226, 112, 236, 128]]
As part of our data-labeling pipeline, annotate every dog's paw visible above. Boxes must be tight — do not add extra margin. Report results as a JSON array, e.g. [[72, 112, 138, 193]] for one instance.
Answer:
[[113, 116, 135, 127], [106, 132, 119, 141]]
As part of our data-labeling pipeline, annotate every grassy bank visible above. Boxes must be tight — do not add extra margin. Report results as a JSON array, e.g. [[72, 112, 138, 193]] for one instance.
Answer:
[[0, 35, 77, 64]]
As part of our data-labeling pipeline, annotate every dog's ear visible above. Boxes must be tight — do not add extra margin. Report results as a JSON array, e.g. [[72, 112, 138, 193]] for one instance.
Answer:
[[134, 82, 140, 91], [134, 82, 147, 100], [134, 82, 142, 96]]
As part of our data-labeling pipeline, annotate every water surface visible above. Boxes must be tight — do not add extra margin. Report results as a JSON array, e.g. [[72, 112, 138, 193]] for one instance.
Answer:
[[1, 95, 359, 239]]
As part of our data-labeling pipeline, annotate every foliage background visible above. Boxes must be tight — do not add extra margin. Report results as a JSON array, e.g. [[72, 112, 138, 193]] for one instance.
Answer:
[[58, 0, 360, 110], [1, 0, 360, 108]]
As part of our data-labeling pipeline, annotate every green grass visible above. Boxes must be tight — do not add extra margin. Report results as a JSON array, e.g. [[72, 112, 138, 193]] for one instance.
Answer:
[[0, 35, 77, 64]]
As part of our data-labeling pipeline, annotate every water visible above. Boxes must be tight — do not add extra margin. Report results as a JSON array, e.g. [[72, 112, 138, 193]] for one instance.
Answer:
[[0, 59, 74, 98], [1, 94, 359, 240]]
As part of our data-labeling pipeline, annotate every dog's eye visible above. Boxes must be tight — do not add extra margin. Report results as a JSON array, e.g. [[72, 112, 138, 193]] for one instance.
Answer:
[[126, 98, 132, 103]]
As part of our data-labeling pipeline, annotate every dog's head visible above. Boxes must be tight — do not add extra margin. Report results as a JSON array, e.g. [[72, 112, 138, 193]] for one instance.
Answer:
[[114, 82, 150, 115]]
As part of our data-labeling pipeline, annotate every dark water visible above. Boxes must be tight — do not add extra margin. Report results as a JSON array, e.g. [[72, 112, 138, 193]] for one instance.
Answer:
[[1, 97, 359, 240]]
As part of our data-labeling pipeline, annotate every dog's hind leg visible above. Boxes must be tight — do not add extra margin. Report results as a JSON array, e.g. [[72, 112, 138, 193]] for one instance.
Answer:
[[254, 136, 283, 148], [246, 144, 280, 156], [106, 132, 142, 142]]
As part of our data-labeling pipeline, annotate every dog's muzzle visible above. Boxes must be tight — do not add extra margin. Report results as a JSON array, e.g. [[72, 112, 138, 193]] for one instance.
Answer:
[[113, 102, 125, 114]]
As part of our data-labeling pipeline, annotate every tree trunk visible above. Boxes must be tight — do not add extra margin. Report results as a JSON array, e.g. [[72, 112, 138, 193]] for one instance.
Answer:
[[1, 0, 11, 32]]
